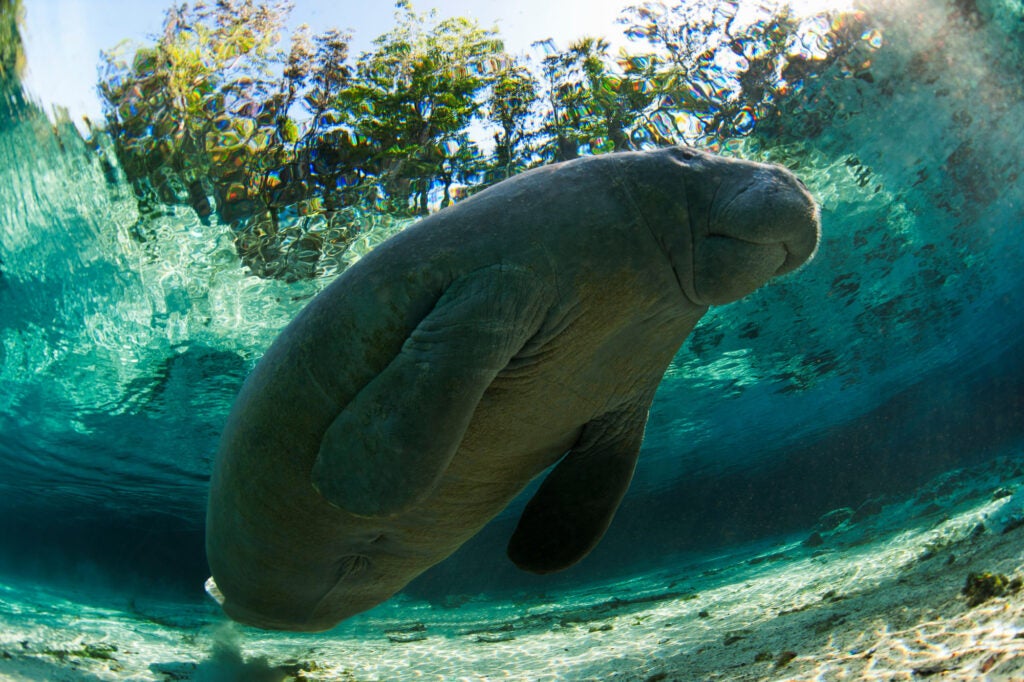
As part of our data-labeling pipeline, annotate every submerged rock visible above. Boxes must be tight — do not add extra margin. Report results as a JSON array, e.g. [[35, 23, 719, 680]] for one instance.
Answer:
[[776, 650, 798, 667], [803, 531, 825, 548], [851, 497, 886, 523], [815, 507, 855, 531]]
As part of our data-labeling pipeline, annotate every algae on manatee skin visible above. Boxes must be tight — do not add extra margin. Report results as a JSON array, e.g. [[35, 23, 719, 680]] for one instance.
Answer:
[[962, 571, 1023, 607]]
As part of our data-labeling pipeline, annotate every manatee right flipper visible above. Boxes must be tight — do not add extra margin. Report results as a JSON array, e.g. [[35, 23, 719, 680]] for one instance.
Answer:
[[312, 265, 551, 518], [507, 396, 652, 573]]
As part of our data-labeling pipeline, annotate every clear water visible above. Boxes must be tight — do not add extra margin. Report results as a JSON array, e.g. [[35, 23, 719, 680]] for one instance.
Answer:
[[1, 0, 1023, 679]]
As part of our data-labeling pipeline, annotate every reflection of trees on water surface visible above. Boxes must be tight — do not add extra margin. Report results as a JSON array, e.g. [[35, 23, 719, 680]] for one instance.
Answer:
[[91, 0, 873, 281]]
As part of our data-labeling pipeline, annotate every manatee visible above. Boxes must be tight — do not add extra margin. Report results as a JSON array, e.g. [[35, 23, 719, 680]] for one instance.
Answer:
[[205, 146, 821, 631]]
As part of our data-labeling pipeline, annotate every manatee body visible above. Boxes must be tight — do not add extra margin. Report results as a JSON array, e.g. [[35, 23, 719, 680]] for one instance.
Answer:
[[205, 146, 821, 631]]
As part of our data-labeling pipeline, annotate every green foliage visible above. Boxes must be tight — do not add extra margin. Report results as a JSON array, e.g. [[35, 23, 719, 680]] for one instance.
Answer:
[[0, 0, 25, 84], [618, 1, 875, 146], [535, 36, 617, 162], [99, 0, 297, 217], [96, 0, 517, 277], [485, 59, 539, 182], [533, 35, 665, 161], [962, 571, 1023, 607], [338, 2, 506, 214], [98, 0, 357, 279], [96, 0, 873, 280]]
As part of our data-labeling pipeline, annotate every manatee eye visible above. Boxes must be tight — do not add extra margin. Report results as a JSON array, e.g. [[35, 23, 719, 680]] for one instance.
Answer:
[[679, 147, 697, 160]]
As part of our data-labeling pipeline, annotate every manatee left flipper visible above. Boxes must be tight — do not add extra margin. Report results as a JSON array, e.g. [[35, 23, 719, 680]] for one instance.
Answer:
[[312, 264, 551, 518], [507, 396, 652, 574]]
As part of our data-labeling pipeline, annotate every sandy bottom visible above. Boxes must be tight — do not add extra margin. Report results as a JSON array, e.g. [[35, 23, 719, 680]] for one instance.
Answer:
[[3, 456, 1024, 682]]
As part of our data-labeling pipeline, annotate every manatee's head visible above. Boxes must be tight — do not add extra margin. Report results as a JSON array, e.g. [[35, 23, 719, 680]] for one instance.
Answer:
[[664, 146, 821, 306]]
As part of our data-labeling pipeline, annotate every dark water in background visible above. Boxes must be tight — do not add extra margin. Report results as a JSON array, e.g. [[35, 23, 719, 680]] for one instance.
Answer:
[[0, 0, 1023, 619]]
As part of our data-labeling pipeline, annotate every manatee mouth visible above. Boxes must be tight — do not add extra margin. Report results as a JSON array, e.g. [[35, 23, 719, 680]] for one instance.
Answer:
[[776, 237, 815, 276], [706, 233, 804, 276]]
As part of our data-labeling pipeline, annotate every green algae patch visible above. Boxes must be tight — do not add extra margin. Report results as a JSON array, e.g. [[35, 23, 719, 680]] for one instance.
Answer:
[[962, 572, 1023, 607]]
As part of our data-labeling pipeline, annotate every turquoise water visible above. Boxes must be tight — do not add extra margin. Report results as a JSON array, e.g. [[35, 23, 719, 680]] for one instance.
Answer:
[[1, 0, 1023, 679]]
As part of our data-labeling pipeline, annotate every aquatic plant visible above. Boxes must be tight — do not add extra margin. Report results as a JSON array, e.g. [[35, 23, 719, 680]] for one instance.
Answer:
[[962, 571, 1023, 607]]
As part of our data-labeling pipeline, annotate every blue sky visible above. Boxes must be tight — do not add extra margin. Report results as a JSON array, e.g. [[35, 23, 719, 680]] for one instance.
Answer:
[[20, 0, 634, 124]]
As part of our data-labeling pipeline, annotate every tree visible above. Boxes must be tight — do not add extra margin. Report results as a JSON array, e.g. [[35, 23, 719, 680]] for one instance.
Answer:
[[98, 0, 359, 280], [336, 0, 506, 215], [532, 36, 659, 163], [99, 0, 297, 221], [93, 0, 872, 282], [0, 0, 25, 86], [617, 0, 873, 145], [485, 59, 539, 183], [534, 39, 589, 163]]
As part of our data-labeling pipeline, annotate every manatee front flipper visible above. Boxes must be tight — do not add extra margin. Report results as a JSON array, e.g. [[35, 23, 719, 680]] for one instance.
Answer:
[[507, 396, 652, 574], [312, 265, 551, 518]]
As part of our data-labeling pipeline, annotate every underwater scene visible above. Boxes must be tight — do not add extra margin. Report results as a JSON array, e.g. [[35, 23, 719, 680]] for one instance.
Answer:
[[1, 0, 1024, 679]]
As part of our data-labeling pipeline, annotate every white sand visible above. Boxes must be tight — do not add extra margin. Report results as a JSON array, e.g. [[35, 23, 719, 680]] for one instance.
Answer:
[[2, 455, 1024, 681]]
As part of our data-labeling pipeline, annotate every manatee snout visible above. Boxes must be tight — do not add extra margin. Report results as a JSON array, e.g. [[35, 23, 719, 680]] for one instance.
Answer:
[[694, 162, 820, 305], [763, 172, 820, 276], [715, 165, 820, 269]]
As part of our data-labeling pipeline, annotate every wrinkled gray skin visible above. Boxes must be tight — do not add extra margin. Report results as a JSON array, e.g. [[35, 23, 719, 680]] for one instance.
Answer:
[[205, 146, 821, 632]]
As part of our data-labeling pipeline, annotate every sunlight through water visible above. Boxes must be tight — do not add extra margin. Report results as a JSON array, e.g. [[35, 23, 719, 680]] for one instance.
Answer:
[[1, 0, 1023, 678]]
